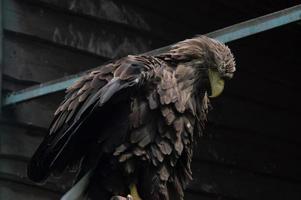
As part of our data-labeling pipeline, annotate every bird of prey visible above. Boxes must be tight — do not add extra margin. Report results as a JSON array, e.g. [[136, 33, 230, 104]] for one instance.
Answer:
[[27, 35, 235, 200]]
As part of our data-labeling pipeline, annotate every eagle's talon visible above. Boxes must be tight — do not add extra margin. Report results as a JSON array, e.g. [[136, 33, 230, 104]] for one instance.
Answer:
[[127, 194, 134, 200]]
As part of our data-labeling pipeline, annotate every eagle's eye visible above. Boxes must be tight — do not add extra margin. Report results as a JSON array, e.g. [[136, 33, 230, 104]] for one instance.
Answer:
[[219, 62, 226, 71]]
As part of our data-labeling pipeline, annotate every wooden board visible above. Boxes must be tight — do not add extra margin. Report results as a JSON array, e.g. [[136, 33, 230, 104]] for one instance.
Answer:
[[2, 99, 58, 128], [189, 161, 301, 200], [0, 124, 44, 158], [2, 75, 38, 92], [0, 184, 60, 200], [0, 157, 75, 191], [209, 95, 301, 140], [3, 0, 166, 59], [225, 69, 300, 111], [25, 0, 183, 41], [228, 23, 301, 88], [195, 125, 301, 181], [3, 32, 108, 85], [2, 91, 63, 128]]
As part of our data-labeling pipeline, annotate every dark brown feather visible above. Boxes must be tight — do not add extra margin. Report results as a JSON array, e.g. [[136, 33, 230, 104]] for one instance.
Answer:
[[156, 139, 172, 155]]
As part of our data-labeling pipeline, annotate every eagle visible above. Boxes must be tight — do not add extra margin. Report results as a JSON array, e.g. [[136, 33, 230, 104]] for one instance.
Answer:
[[27, 35, 236, 200]]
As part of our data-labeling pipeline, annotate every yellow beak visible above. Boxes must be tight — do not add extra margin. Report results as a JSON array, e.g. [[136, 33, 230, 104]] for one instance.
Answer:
[[208, 68, 225, 98]]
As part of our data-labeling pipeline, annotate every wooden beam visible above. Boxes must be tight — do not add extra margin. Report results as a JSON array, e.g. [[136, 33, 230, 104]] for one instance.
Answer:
[[3, 0, 165, 59], [2, 4, 301, 106], [2, 32, 108, 87]]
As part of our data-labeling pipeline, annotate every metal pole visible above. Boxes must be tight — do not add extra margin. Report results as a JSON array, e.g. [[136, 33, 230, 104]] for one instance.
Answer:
[[2, 4, 301, 106]]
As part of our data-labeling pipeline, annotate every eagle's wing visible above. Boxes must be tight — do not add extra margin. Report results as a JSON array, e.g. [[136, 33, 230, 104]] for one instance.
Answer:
[[27, 55, 152, 182]]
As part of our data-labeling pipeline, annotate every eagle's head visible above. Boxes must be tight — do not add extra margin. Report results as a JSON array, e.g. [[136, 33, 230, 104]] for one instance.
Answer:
[[166, 35, 236, 98]]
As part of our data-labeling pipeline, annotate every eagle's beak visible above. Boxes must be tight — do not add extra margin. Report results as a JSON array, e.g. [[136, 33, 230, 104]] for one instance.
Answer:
[[208, 68, 225, 98]]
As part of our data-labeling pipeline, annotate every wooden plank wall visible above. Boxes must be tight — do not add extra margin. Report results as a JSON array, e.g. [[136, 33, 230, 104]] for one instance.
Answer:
[[1, 0, 301, 199]]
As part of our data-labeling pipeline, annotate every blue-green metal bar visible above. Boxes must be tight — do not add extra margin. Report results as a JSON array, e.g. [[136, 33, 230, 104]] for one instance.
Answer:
[[206, 4, 301, 42], [2, 4, 301, 106], [3, 76, 82, 106]]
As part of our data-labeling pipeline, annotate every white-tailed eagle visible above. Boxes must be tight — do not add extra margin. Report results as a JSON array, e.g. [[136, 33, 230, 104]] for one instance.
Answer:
[[28, 36, 236, 200]]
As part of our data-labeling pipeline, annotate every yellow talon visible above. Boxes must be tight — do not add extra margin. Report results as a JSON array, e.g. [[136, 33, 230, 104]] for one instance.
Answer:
[[129, 184, 142, 200]]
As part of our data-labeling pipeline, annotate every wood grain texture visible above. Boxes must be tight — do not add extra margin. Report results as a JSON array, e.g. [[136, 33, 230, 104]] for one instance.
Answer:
[[0, 171, 64, 193], [0, 157, 74, 191], [195, 125, 301, 181], [0, 184, 60, 200], [2, 92, 64, 128], [0, 124, 44, 158], [3, 32, 108, 86], [209, 96, 300, 139], [23, 0, 183, 41], [226, 70, 300, 111], [229, 23, 301, 90], [189, 162, 301, 200], [3, 0, 166, 59]]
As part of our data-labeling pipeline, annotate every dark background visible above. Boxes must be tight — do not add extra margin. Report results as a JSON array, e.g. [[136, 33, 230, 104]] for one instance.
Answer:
[[1, 0, 301, 199]]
